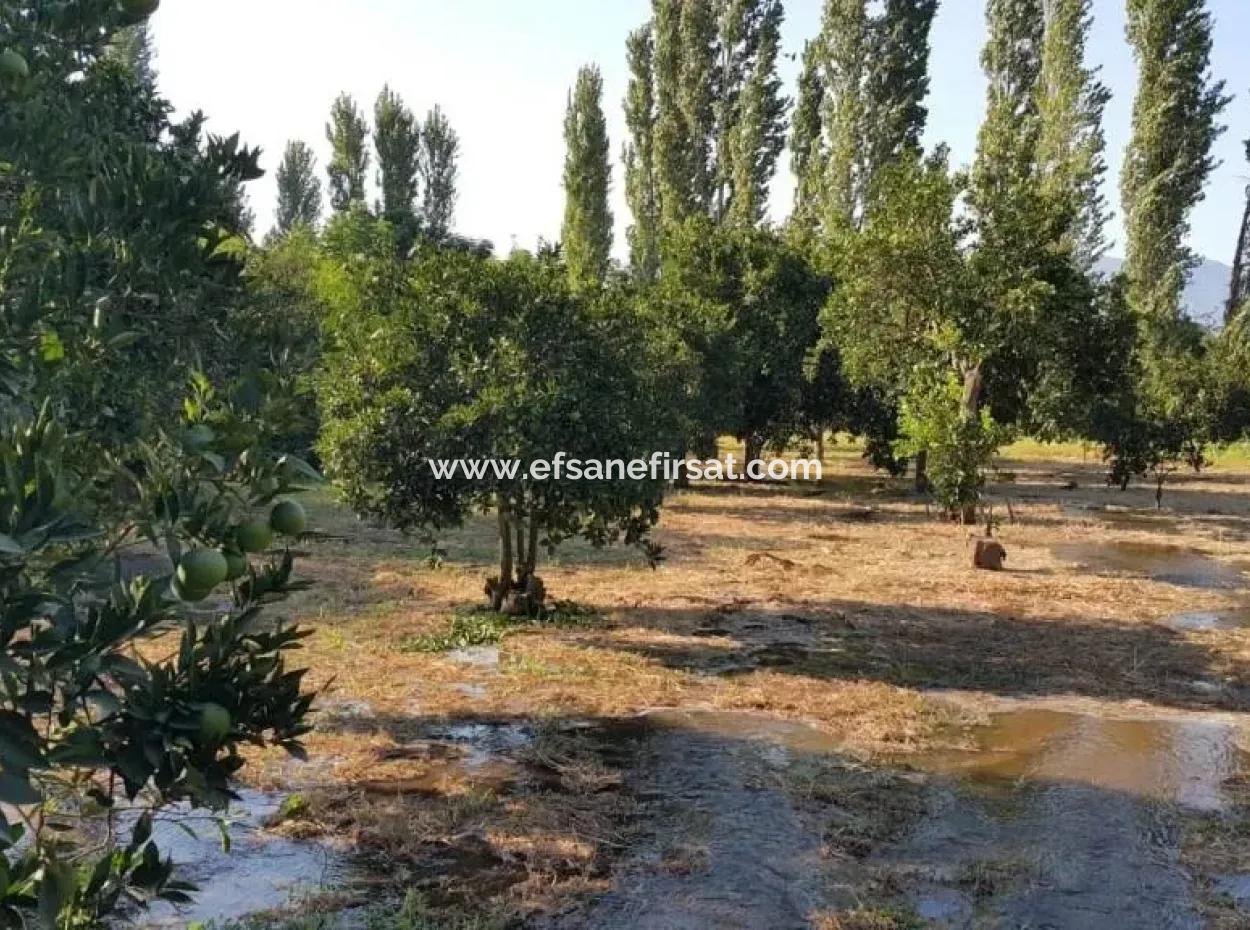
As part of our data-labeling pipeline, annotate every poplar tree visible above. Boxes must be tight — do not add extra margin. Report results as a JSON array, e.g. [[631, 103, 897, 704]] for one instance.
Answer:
[[790, 38, 825, 233], [325, 93, 370, 213], [722, 0, 787, 226], [417, 105, 460, 241], [373, 85, 421, 242], [623, 25, 662, 281], [1226, 125, 1249, 324], [273, 140, 322, 235], [793, 0, 936, 232], [862, 0, 939, 194], [562, 65, 614, 290], [969, 0, 1044, 233], [677, 0, 718, 214], [1036, 0, 1111, 268], [819, 0, 868, 229], [1121, 0, 1228, 326]]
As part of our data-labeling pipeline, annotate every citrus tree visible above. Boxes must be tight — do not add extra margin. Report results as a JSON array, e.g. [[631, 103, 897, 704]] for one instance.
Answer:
[[317, 227, 680, 614], [1, 3, 320, 924]]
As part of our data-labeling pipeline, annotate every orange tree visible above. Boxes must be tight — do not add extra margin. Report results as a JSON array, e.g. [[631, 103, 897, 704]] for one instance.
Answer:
[[317, 225, 680, 614], [1, 2, 318, 923]]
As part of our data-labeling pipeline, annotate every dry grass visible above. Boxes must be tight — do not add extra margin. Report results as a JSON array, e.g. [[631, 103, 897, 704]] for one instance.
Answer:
[[229, 447, 1250, 920]]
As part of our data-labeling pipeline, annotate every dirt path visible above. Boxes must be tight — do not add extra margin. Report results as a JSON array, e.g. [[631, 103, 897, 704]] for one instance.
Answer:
[[551, 710, 830, 930]]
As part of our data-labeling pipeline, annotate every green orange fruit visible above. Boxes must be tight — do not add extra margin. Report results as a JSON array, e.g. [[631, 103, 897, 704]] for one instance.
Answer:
[[222, 550, 248, 581], [120, 0, 160, 18], [235, 519, 273, 553], [0, 50, 29, 81], [171, 577, 210, 603], [176, 548, 228, 592], [269, 500, 307, 537], [197, 702, 232, 743]]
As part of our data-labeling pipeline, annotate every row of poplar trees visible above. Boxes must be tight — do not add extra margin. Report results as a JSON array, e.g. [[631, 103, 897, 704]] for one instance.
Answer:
[[271, 89, 461, 251], [557, 0, 1250, 512]]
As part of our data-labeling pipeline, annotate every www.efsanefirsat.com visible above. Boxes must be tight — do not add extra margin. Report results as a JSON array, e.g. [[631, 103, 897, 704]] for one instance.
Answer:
[[427, 452, 822, 482]]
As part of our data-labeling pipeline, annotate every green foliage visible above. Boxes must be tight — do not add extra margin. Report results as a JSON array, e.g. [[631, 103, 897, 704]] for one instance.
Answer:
[[0, 6, 319, 924], [1121, 0, 1229, 327], [661, 217, 832, 457], [374, 86, 421, 250], [0, 1, 262, 449], [623, 25, 662, 282], [897, 368, 1008, 516], [416, 105, 459, 242], [315, 228, 680, 604], [1036, 0, 1110, 269], [273, 140, 322, 236], [791, 0, 936, 233], [325, 93, 370, 213], [561, 65, 613, 290]]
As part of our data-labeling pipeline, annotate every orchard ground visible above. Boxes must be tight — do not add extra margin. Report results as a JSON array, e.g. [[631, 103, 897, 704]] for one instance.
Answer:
[[218, 439, 1250, 929]]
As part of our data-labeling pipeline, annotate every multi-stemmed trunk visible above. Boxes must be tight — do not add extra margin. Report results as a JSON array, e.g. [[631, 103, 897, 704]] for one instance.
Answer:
[[490, 491, 544, 615]]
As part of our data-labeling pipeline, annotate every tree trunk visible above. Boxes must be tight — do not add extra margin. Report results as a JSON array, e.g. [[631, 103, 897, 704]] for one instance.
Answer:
[[493, 504, 512, 612], [743, 435, 763, 480], [958, 364, 984, 525], [816, 432, 826, 465], [914, 449, 929, 494], [525, 516, 540, 579]]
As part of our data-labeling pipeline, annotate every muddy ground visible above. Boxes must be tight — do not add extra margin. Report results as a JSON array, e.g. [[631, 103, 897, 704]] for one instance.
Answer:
[[154, 444, 1250, 929]]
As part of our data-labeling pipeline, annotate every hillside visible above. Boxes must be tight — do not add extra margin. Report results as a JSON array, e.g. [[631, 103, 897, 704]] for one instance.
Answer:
[[1096, 256, 1233, 329]]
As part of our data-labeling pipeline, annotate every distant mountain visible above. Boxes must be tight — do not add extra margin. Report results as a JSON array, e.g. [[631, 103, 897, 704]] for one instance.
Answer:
[[1095, 256, 1233, 330]]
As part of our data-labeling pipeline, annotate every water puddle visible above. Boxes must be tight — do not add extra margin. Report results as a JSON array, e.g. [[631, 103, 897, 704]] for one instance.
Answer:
[[1051, 541, 1245, 590], [133, 789, 351, 927], [446, 645, 501, 670], [1162, 607, 1250, 632], [909, 708, 1245, 812], [642, 708, 842, 757]]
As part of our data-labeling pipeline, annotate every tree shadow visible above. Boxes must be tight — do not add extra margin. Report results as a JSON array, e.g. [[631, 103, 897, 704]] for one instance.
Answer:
[[591, 598, 1250, 714]]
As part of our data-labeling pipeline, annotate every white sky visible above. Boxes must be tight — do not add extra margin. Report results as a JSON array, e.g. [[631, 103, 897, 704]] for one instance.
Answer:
[[151, 0, 1250, 263]]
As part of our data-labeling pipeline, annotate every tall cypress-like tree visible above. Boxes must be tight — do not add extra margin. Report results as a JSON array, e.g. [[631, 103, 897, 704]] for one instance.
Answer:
[[1036, 0, 1111, 268], [969, 0, 1045, 232], [373, 85, 421, 241], [819, 0, 868, 230], [678, 0, 718, 215], [1121, 0, 1228, 326], [790, 38, 825, 233], [1226, 124, 1249, 324], [325, 93, 370, 213], [795, 0, 936, 232], [417, 105, 459, 241], [862, 0, 938, 196], [273, 140, 322, 235], [623, 25, 662, 281], [722, 0, 788, 226], [562, 65, 614, 290]]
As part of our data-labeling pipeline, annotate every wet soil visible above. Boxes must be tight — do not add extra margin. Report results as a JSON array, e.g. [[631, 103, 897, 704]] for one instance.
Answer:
[[134, 789, 351, 927], [1051, 540, 1245, 590], [879, 705, 1250, 928], [550, 709, 831, 930]]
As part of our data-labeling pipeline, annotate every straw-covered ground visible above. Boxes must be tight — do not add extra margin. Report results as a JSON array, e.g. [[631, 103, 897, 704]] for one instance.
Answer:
[[223, 441, 1250, 928]]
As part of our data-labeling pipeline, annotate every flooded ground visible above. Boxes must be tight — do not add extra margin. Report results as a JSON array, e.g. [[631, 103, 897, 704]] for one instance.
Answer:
[[907, 707, 1246, 811], [1163, 606, 1250, 631], [194, 452, 1250, 929], [133, 790, 351, 927], [550, 710, 832, 930], [1050, 540, 1245, 590]]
